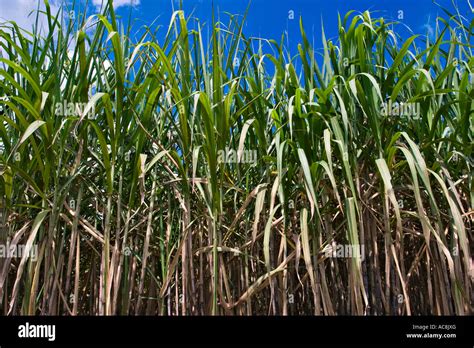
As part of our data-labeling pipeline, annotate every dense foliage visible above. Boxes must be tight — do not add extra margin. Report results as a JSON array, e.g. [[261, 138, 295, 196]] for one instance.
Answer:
[[0, 0, 472, 315]]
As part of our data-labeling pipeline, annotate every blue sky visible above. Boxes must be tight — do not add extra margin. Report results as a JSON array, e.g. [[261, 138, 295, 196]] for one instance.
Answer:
[[0, 0, 471, 56], [109, 0, 472, 46]]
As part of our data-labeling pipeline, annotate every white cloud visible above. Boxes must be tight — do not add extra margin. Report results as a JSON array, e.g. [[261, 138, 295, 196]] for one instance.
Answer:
[[0, 0, 139, 34], [92, 0, 140, 9], [0, 0, 61, 33], [423, 23, 434, 38], [421, 14, 435, 41]]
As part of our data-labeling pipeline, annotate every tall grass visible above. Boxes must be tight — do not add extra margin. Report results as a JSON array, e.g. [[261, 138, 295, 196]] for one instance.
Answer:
[[0, 0, 472, 315]]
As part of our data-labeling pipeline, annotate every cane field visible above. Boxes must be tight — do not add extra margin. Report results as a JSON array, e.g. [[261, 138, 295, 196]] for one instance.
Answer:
[[0, 0, 472, 315]]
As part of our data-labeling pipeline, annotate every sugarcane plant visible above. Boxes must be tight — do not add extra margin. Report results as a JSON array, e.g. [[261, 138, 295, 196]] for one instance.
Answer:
[[0, 0, 472, 315]]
